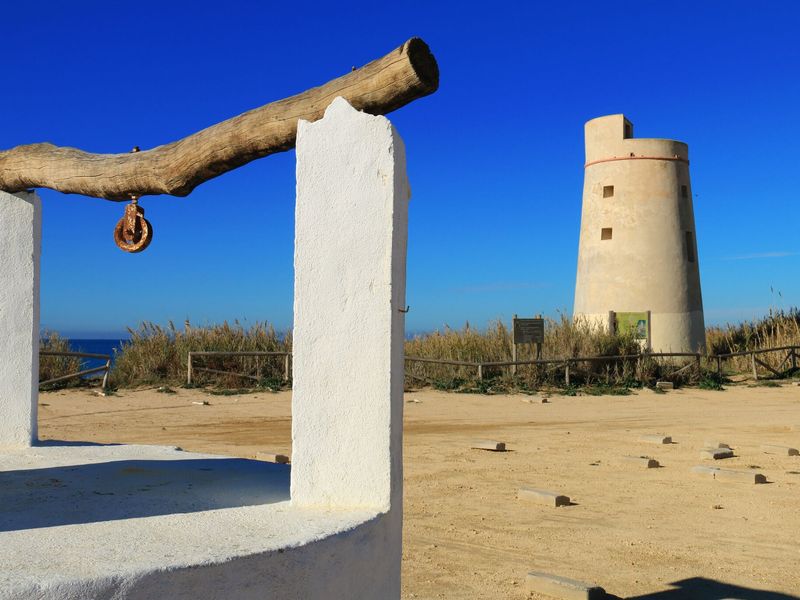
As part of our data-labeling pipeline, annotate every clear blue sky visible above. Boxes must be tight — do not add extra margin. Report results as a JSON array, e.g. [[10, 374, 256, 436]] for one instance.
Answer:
[[2, 1, 798, 338]]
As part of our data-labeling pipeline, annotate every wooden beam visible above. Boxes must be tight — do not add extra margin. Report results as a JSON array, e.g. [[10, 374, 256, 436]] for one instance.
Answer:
[[0, 38, 438, 201]]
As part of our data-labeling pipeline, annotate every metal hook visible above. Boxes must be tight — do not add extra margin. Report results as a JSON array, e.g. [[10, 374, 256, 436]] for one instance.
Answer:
[[399, 305, 410, 313]]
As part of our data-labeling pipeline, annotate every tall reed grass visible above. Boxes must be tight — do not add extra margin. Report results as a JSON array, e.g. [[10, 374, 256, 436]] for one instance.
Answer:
[[706, 308, 800, 375], [112, 321, 291, 388], [106, 309, 800, 391], [39, 331, 82, 388], [405, 316, 657, 391]]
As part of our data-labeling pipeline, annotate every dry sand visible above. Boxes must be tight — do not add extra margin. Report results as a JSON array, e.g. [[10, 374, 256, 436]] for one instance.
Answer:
[[39, 384, 800, 599]]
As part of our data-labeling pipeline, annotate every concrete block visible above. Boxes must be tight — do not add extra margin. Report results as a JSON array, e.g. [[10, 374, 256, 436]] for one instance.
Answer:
[[640, 434, 672, 444], [704, 440, 731, 449], [655, 381, 674, 390], [761, 444, 799, 456], [691, 465, 766, 484], [700, 447, 734, 460], [622, 455, 660, 468], [256, 452, 290, 464], [471, 440, 506, 452], [518, 486, 571, 507], [526, 571, 606, 600]]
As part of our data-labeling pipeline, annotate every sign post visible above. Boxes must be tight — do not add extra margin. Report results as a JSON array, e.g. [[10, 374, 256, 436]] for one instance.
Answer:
[[512, 315, 545, 376]]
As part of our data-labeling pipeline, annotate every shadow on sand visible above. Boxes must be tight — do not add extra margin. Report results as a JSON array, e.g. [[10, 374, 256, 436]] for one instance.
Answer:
[[616, 577, 799, 599]]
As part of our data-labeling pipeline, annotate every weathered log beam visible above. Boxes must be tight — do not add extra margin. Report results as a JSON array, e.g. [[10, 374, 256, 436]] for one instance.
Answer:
[[0, 37, 438, 201]]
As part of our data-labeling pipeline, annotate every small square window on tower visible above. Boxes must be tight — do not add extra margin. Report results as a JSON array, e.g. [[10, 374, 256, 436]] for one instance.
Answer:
[[601, 228, 613, 240], [681, 185, 688, 198], [685, 231, 695, 262], [603, 185, 614, 198]]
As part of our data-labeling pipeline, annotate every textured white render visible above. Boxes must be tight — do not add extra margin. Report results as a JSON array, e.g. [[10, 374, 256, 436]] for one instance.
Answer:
[[0, 444, 386, 599], [0, 98, 409, 599], [292, 96, 408, 512], [0, 190, 40, 447], [573, 115, 705, 352]]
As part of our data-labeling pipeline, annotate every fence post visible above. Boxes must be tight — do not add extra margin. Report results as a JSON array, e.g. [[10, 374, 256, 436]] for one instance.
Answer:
[[716, 356, 721, 377], [751, 352, 758, 381], [511, 313, 517, 377], [187, 352, 193, 386], [564, 360, 570, 386], [101, 357, 111, 391], [695, 353, 701, 375], [477, 364, 483, 381], [284, 353, 291, 382], [792, 348, 797, 372]]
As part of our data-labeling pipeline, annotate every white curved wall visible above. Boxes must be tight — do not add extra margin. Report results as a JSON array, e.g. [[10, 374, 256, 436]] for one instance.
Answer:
[[574, 115, 705, 352]]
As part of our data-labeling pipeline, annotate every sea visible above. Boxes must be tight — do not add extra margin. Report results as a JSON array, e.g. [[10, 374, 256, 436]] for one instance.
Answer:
[[66, 339, 128, 372]]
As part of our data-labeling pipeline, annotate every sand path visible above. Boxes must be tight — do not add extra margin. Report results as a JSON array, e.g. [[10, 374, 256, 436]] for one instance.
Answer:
[[38, 384, 800, 599]]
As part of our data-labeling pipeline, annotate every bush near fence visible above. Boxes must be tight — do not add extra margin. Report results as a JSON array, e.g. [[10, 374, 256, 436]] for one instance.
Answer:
[[39, 331, 82, 388], [107, 310, 799, 391], [403, 316, 698, 391], [706, 308, 800, 375], [111, 321, 291, 388]]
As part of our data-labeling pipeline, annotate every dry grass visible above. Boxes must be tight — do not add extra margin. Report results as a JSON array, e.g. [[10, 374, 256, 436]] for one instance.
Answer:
[[39, 331, 82, 388], [107, 310, 800, 391], [111, 321, 291, 389], [405, 316, 665, 392], [706, 308, 800, 375]]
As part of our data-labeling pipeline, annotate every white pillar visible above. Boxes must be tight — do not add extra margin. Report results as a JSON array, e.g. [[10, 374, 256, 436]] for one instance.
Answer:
[[0, 190, 41, 447], [291, 96, 408, 512]]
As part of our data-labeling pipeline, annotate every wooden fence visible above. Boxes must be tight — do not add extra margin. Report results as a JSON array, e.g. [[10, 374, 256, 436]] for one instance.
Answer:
[[405, 352, 701, 384], [181, 345, 799, 388], [712, 345, 798, 381], [406, 345, 800, 384], [187, 351, 291, 385], [39, 350, 111, 390]]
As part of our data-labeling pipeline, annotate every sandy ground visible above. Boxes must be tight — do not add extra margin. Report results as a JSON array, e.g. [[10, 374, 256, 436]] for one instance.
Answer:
[[38, 383, 800, 599]]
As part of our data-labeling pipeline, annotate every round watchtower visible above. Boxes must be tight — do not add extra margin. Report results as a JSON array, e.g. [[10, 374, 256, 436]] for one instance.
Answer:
[[573, 114, 705, 352]]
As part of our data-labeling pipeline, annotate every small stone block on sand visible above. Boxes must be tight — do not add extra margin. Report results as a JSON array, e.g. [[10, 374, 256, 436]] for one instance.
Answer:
[[622, 455, 659, 468], [762, 444, 799, 456], [655, 381, 674, 390], [691, 465, 766, 484], [471, 440, 506, 451], [700, 447, 734, 460], [518, 487, 570, 507], [704, 440, 731, 449], [256, 452, 290, 464], [640, 434, 672, 444], [526, 571, 606, 600]]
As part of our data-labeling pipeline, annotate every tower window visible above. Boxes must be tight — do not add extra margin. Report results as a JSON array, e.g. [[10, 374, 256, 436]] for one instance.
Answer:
[[603, 185, 614, 198], [685, 231, 695, 262], [681, 185, 688, 198], [601, 228, 613, 240], [624, 123, 633, 139]]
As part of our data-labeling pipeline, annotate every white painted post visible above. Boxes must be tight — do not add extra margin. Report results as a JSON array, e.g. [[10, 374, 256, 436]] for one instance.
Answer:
[[0, 190, 41, 447], [291, 96, 408, 516]]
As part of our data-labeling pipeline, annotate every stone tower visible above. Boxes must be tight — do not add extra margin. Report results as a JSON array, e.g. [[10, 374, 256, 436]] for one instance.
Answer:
[[573, 114, 705, 352]]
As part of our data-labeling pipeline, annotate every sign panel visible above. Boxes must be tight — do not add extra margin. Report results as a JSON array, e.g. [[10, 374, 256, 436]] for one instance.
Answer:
[[513, 318, 544, 344], [615, 312, 649, 340]]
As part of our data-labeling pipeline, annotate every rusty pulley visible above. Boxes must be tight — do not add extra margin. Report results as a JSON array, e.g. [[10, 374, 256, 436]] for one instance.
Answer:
[[114, 196, 153, 253], [113, 146, 153, 253]]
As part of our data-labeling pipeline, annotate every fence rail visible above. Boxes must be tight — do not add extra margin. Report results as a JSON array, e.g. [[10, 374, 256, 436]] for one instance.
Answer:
[[406, 345, 800, 384], [187, 351, 291, 385], [173, 345, 799, 388], [39, 350, 111, 390]]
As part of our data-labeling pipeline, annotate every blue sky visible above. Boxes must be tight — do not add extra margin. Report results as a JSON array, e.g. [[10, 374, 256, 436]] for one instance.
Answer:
[[2, 1, 798, 337]]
